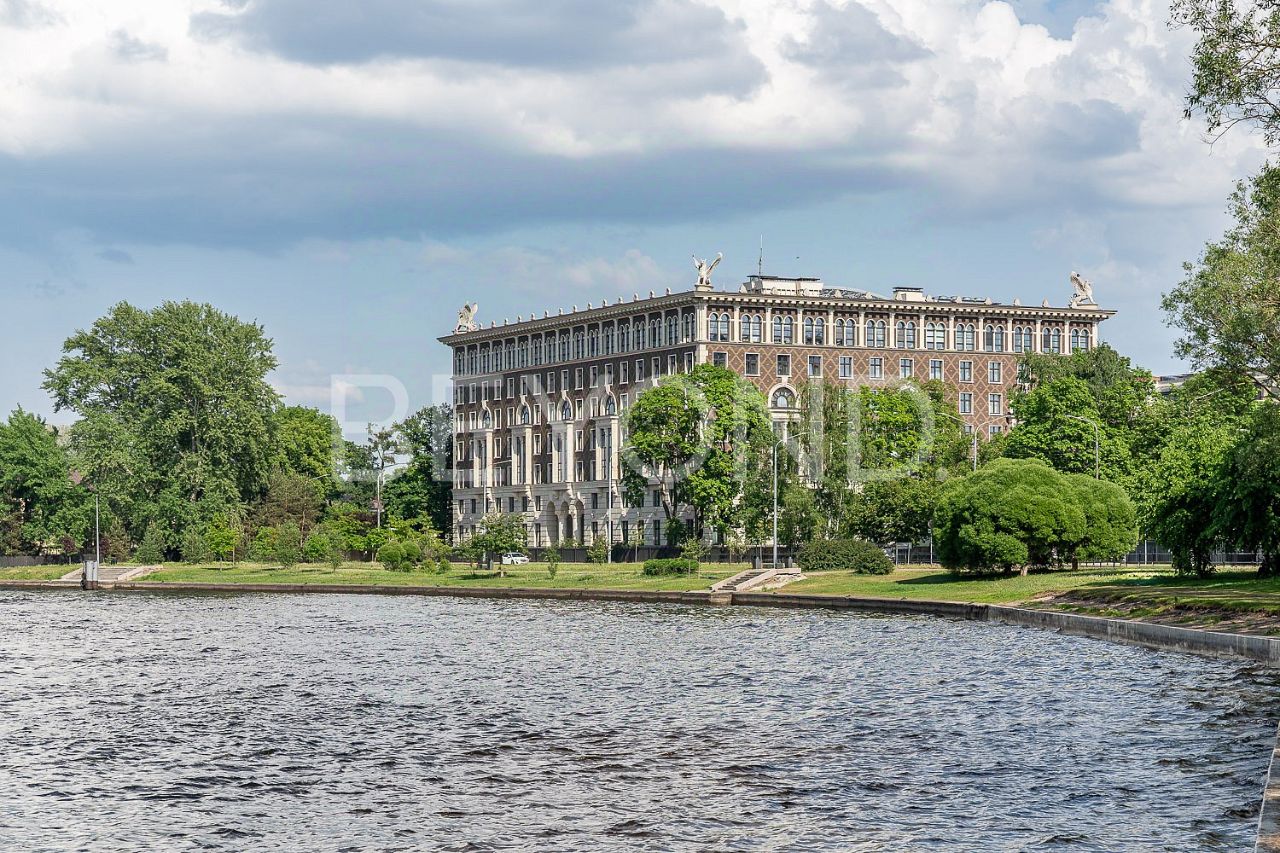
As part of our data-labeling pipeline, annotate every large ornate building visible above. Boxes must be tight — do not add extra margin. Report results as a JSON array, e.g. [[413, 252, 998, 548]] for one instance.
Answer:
[[440, 269, 1112, 547]]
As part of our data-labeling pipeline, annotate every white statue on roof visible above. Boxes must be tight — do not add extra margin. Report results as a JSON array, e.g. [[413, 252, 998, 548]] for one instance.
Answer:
[[1069, 271, 1095, 308], [693, 253, 722, 290], [454, 302, 479, 333]]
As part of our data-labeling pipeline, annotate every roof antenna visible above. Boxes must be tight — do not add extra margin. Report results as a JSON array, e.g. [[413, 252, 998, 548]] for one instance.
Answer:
[[758, 235, 764, 275]]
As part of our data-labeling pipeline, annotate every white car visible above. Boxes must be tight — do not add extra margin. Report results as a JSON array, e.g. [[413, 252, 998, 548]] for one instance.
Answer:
[[501, 552, 530, 565]]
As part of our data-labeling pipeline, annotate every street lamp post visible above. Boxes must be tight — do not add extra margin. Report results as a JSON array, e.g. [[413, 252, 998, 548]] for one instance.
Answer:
[[1064, 414, 1100, 479], [69, 470, 99, 589], [772, 439, 780, 570]]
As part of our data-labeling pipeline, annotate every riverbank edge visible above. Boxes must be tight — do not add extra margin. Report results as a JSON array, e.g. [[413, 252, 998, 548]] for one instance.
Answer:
[[6, 578, 1279, 663], [1259, 722, 1280, 853]]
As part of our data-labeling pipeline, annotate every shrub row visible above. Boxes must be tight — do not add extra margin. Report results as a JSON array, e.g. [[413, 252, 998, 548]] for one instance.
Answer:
[[795, 538, 893, 575], [642, 558, 699, 576]]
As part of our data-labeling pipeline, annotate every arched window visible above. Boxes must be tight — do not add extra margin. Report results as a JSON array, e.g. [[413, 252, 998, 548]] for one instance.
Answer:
[[520, 406, 531, 425], [782, 316, 794, 343], [1050, 328, 1062, 353], [895, 320, 906, 348], [482, 410, 492, 428], [561, 401, 573, 421], [666, 315, 678, 345], [925, 321, 943, 350], [993, 326, 1005, 352], [904, 321, 916, 349], [1075, 328, 1090, 351], [957, 323, 976, 351], [772, 315, 783, 342], [814, 317, 825, 345], [751, 314, 762, 343], [983, 324, 995, 351], [605, 397, 617, 415], [772, 388, 795, 409], [866, 319, 886, 348], [804, 317, 815, 344], [740, 314, 751, 342]]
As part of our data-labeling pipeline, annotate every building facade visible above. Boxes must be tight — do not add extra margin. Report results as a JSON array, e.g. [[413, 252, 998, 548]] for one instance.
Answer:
[[439, 274, 1113, 547]]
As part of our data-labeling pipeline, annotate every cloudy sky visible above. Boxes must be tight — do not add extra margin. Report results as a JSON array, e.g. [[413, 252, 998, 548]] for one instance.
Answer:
[[0, 0, 1266, 430]]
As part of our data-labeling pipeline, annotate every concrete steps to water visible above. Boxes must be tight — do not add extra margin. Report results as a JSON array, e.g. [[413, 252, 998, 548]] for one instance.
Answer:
[[58, 565, 158, 583]]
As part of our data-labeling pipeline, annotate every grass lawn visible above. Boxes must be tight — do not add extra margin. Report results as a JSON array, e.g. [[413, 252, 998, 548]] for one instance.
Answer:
[[775, 564, 1174, 604], [0, 564, 79, 581], [134, 560, 746, 592]]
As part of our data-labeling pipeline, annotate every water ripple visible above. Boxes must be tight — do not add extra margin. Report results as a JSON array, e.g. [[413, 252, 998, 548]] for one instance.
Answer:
[[0, 590, 1275, 851]]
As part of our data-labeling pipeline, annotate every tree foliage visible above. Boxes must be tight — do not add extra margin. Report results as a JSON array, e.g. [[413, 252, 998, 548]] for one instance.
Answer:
[[1173, 0, 1280, 144], [42, 301, 279, 546], [1164, 165, 1280, 401], [621, 365, 773, 538], [933, 458, 1136, 574]]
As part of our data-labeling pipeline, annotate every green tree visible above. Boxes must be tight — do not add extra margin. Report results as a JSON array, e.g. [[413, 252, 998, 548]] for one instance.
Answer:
[[621, 365, 773, 540], [42, 301, 279, 544], [304, 528, 342, 571], [777, 484, 820, 549], [933, 458, 1087, 574], [843, 476, 939, 545], [1173, 0, 1280, 144], [0, 409, 91, 554], [135, 523, 165, 564], [274, 521, 302, 569], [1164, 165, 1280, 403], [1062, 474, 1139, 567], [249, 526, 278, 563], [180, 527, 211, 564], [1136, 421, 1239, 577], [204, 513, 240, 563], [471, 512, 526, 574], [1004, 377, 1124, 478], [272, 406, 339, 487], [587, 536, 609, 564], [256, 470, 324, 536], [544, 546, 560, 578], [384, 404, 453, 536], [1213, 404, 1280, 576]]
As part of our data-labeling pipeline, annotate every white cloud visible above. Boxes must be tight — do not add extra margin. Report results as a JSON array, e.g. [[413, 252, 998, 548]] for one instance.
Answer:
[[0, 0, 1265, 248]]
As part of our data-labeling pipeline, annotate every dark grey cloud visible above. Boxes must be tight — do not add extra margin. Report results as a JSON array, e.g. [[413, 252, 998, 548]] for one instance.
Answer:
[[783, 1, 928, 90], [0, 0, 60, 28], [95, 248, 135, 264], [0, 119, 898, 252], [1023, 99, 1140, 160], [111, 30, 168, 63], [191, 0, 762, 85]]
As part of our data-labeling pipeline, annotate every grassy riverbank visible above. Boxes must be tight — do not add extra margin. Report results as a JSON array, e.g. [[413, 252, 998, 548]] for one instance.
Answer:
[[0, 565, 78, 581], [9, 560, 1280, 634], [133, 560, 746, 591]]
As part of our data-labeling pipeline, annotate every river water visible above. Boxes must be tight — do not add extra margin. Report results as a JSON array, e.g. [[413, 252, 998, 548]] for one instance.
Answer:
[[0, 591, 1276, 852]]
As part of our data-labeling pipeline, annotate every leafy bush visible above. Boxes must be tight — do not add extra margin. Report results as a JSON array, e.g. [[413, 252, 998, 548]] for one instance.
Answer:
[[378, 542, 408, 572], [587, 537, 609, 564], [436, 556, 452, 574], [933, 458, 1136, 574], [544, 546, 560, 577], [304, 529, 342, 571], [796, 538, 892, 574], [642, 557, 699, 576]]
